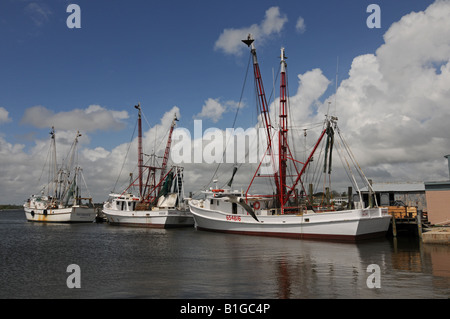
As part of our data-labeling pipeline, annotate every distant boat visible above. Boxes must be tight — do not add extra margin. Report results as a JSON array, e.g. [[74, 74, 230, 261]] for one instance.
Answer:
[[23, 128, 96, 223], [102, 104, 194, 228], [189, 35, 391, 241]]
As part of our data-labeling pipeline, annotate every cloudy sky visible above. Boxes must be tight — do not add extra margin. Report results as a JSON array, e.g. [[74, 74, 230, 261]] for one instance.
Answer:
[[1, 0, 449, 205]]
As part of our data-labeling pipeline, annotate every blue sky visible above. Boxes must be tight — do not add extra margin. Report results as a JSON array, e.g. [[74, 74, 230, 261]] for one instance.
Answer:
[[1, 0, 432, 147], [1, 0, 449, 204]]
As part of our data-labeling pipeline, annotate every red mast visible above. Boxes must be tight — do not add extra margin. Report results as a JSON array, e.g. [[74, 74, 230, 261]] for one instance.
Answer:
[[242, 37, 329, 212], [242, 35, 281, 198], [278, 48, 288, 212], [157, 113, 178, 194], [135, 103, 143, 199]]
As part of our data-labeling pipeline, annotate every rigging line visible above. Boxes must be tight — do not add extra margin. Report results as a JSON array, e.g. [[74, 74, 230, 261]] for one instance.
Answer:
[[61, 133, 79, 194], [308, 122, 328, 195], [290, 122, 325, 130], [252, 76, 279, 190], [140, 104, 170, 162], [259, 129, 279, 194], [336, 127, 378, 206], [273, 68, 276, 120], [113, 118, 138, 193], [334, 132, 359, 192], [336, 135, 363, 204], [334, 126, 366, 204], [195, 52, 252, 194], [38, 137, 53, 187], [336, 126, 366, 182], [140, 105, 152, 131], [120, 149, 164, 195], [232, 53, 252, 129], [268, 63, 281, 114], [215, 56, 279, 192], [335, 56, 339, 116], [140, 105, 168, 156], [312, 140, 326, 192], [252, 63, 279, 128], [79, 168, 92, 199]]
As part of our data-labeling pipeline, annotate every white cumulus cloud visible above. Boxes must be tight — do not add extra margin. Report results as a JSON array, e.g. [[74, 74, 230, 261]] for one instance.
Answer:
[[214, 6, 288, 56], [295, 16, 306, 33], [286, 0, 450, 183], [0, 107, 11, 124], [21, 104, 129, 132], [194, 98, 242, 123], [194, 98, 227, 123]]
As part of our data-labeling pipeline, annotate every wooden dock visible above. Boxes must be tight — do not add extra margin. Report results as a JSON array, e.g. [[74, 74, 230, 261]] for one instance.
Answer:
[[387, 206, 429, 238], [387, 205, 449, 244]]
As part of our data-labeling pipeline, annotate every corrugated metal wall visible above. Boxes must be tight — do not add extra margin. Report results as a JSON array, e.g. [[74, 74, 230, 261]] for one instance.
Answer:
[[393, 192, 427, 212]]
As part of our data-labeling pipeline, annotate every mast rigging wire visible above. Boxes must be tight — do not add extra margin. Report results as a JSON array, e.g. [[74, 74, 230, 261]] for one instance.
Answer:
[[193, 52, 253, 195], [112, 119, 138, 193]]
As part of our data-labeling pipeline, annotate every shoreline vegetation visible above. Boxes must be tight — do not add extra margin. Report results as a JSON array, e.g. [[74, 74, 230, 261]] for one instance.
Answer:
[[0, 205, 22, 210]]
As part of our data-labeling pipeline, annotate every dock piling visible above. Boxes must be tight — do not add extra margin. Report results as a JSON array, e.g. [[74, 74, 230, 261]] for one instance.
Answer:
[[391, 215, 397, 237], [417, 210, 423, 239]]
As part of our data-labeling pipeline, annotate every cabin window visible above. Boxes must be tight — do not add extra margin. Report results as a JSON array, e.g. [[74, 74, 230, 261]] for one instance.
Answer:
[[210, 199, 214, 205], [132, 202, 136, 211], [232, 203, 237, 214], [121, 201, 125, 211]]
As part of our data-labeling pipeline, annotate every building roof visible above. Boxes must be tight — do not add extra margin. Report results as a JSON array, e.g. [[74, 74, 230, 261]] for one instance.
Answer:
[[360, 182, 425, 193], [424, 180, 450, 191]]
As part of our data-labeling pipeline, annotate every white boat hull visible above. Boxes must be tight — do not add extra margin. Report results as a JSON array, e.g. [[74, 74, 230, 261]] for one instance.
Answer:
[[103, 208, 194, 228], [24, 206, 96, 223], [189, 200, 391, 241]]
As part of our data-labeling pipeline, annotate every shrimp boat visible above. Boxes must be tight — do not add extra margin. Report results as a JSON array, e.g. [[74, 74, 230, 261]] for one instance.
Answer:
[[23, 128, 96, 223], [102, 104, 194, 228], [189, 36, 391, 241]]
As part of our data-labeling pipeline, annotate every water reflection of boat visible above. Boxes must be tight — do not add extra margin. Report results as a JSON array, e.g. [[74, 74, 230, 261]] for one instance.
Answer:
[[240, 236, 393, 298]]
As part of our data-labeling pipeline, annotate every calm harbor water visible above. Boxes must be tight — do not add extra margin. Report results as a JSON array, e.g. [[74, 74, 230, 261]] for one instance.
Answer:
[[0, 209, 448, 299]]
